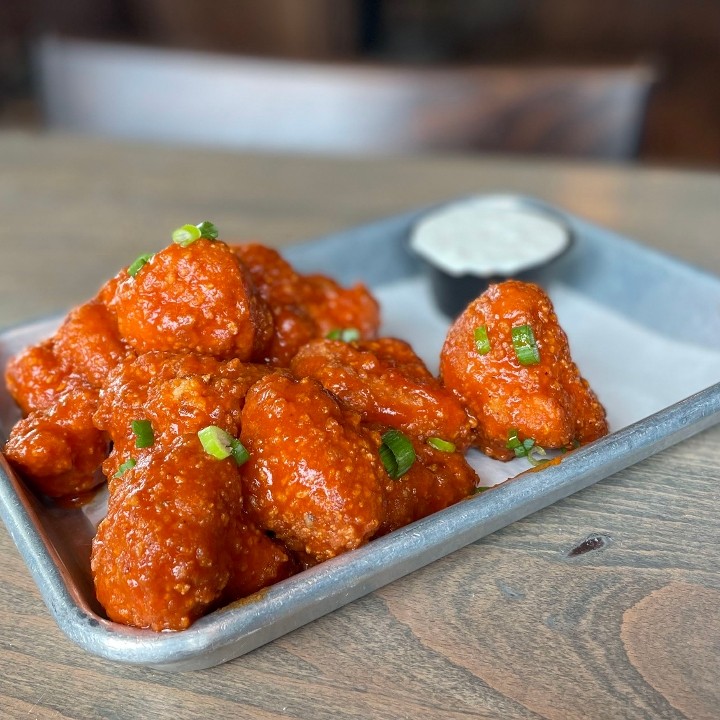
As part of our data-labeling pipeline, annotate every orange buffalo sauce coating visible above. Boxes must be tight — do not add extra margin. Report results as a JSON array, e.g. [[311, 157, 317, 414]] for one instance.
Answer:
[[4, 379, 109, 498], [376, 440, 479, 537], [53, 299, 128, 388], [3, 279, 125, 498], [232, 243, 380, 366], [291, 337, 476, 450], [91, 435, 242, 631], [94, 350, 270, 480], [111, 239, 274, 361], [222, 516, 298, 602], [4, 340, 72, 415], [440, 280, 608, 460], [240, 372, 387, 564]]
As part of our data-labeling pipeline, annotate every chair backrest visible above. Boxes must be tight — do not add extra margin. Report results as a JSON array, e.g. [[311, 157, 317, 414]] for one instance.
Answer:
[[35, 35, 655, 159]]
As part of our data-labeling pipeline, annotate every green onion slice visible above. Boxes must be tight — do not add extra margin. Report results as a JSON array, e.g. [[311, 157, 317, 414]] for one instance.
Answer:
[[527, 445, 549, 467], [506, 428, 523, 452], [131, 419, 154, 448], [198, 425, 249, 466], [229, 437, 250, 466], [506, 428, 532, 457], [379, 429, 416, 479], [506, 428, 549, 465], [427, 437, 456, 453], [171, 220, 219, 247], [511, 324, 540, 365], [326, 327, 361, 342], [473, 325, 491, 355], [114, 458, 136, 478], [196, 220, 219, 240], [128, 253, 153, 278], [172, 224, 202, 247]]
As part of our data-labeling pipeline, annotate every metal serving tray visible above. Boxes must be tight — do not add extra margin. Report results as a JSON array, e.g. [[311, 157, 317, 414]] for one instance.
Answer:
[[1, 195, 719, 671]]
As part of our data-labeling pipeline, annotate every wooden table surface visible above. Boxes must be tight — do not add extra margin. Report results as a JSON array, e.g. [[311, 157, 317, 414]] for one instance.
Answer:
[[0, 130, 719, 719]]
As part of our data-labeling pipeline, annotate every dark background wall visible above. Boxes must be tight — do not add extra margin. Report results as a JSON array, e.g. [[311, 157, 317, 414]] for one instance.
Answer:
[[2, 0, 719, 168]]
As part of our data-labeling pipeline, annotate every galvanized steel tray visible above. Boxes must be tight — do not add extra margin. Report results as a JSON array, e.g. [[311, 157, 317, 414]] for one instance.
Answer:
[[1, 195, 719, 671]]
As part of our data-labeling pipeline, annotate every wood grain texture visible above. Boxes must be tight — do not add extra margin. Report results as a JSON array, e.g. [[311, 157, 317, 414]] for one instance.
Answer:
[[622, 583, 720, 720], [0, 131, 718, 719]]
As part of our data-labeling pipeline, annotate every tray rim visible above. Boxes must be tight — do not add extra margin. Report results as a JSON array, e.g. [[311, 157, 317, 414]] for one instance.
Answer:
[[1, 195, 719, 671]]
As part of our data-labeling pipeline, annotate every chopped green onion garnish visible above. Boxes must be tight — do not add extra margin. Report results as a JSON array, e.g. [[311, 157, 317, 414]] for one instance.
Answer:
[[128, 253, 153, 278], [326, 327, 361, 342], [379, 429, 415, 479], [229, 437, 250, 466], [198, 425, 249, 466], [511, 324, 540, 365], [471, 485, 489, 495], [131, 419, 154, 448], [196, 220, 219, 240], [171, 221, 219, 247], [427, 437, 456, 453], [172, 224, 202, 247], [198, 425, 233, 459], [114, 458, 136, 478], [506, 428, 549, 465], [507, 428, 531, 457], [473, 325, 491, 355], [379, 444, 397, 477], [527, 445, 549, 467], [506, 428, 523, 451]]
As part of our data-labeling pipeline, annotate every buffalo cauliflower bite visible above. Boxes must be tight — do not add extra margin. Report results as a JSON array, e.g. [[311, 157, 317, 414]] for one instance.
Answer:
[[4, 379, 108, 498], [53, 299, 128, 388], [239, 372, 387, 563], [376, 438, 480, 536], [94, 350, 269, 480], [111, 239, 273, 361], [291, 336, 475, 450], [4, 340, 73, 415], [440, 280, 608, 460], [91, 349, 296, 628], [6, 274, 128, 414], [3, 278, 127, 497], [91, 434, 242, 631], [232, 243, 380, 366]]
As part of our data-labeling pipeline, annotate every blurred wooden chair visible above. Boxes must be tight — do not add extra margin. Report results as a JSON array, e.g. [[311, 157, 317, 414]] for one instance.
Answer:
[[34, 35, 655, 159]]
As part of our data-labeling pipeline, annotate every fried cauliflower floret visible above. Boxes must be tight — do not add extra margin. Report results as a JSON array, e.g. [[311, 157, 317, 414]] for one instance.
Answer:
[[94, 350, 269, 481], [4, 340, 73, 415], [3, 379, 108, 498], [2, 278, 128, 498], [91, 434, 243, 631], [376, 438, 480, 536], [232, 243, 380, 366], [53, 299, 127, 388], [239, 372, 387, 563], [440, 280, 608, 460], [291, 337, 475, 449], [110, 239, 273, 361], [5, 275, 126, 415]]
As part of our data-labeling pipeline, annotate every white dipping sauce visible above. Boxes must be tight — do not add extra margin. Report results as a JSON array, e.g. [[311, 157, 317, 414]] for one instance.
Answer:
[[410, 196, 570, 277]]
